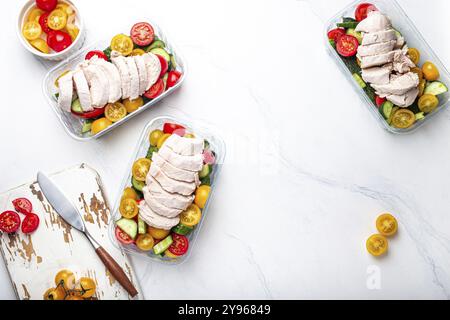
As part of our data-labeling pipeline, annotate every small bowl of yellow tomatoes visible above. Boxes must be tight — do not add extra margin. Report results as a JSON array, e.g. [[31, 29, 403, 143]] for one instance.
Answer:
[[17, 0, 86, 61]]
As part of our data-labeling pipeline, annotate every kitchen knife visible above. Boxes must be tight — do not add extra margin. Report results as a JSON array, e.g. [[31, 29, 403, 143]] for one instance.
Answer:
[[37, 171, 138, 298]]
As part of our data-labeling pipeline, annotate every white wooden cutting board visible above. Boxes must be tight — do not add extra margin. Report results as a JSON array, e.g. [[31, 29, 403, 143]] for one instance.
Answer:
[[0, 164, 142, 300]]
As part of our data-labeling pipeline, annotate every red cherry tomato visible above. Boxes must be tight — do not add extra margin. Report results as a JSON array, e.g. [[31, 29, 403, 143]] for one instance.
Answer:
[[21, 213, 40, 234], [336, 35, 359, 57], [0, 211, 21, 234], [168, 234, 189, 256], [156, 54, 168, 78], [163, 123, 186, 136], [85, 50, 108, 61], [130, 22, 155, 47], [36, 0, 57, 12], [166, 71, 182, 89], [47, 30, 73, 52], [12, 198, 33, 215], [144, 79, 165, 99], [39, 12, 51, 34], [203, 149, 216, 165], [355, 3, 378, 22], [115, 226, 134, 245], [72, 106, 106, 119], [327, 28, 346, 42], [375, 96, 386, 107]]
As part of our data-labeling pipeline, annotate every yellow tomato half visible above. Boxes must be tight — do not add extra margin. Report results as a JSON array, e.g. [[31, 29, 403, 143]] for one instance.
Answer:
[[30, 39, 50, 54], [157, 133, 171, 149], [376, 214, 398, 237], [195, 185, 211, 209], [119, 198, 139, 219], [22, 21, 42, 40], [422, 61, 440, 81], [180, 204, 202, 227], [366, 234, 389, 257], [48, 9, 68, 31], [136, 234, 155, 251], [123, 97, 144, 113], [418, 94, 439, 114], [149, 129, 164, 146], [391, 109, 416, 129], [91, 118, 112, 135], [132, 158, 152, 182], [28, 8, 44, 22], [122, 187, 139, 201], [130, 48, 146, 56], [407, 48, 420, 65], [105, 102, 127, 122], [111, 34, 134, 56], [66, 24, 80, 41], [148, 227, 170, 240]]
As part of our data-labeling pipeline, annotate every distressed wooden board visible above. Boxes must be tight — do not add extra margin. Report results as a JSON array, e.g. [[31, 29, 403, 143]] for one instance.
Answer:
[[0, 164, 142, 300]]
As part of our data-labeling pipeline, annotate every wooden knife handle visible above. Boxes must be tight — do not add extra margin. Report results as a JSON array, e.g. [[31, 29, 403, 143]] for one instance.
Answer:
[[95, 246, 138, 297]]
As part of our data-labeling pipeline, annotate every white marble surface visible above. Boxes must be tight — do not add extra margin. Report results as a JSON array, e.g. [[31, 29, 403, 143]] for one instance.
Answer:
[[1, 0, 450, 300]]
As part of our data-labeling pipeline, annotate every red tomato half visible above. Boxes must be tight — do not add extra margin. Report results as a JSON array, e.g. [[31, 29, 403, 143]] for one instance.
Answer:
[[0, 211, 21, 234], [85, 50, 108, 61], [22, 213, 40, 234], [163, 123, 186, 136], [47, 30, 73, 53], [72, 106, 106, 119], [375, 96, 386, 107], [12, 198, 33, 215], [168, 234, 189, 256], [144, 79, 165, 99], [115, 226, 134, 245], [166, 71, 182, 89], [327, 28, 346, 42], [130, 22, 155, 47], [39, 12, 51, 34], [355, 3, 378, 21], [336, 35, 359, 57], [36, 0, 57, 12]]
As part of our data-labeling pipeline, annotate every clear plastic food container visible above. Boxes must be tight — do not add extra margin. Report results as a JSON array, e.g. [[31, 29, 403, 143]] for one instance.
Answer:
[[324, 0, 450, 134], [42, 21, 186, 141], [108, 116, 226, 265]]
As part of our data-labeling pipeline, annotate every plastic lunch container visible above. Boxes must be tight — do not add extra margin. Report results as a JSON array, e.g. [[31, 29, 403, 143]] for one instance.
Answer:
[[42, 21, 186, 141], [108, 116, 226, 265], [324, 0, 450, 134]]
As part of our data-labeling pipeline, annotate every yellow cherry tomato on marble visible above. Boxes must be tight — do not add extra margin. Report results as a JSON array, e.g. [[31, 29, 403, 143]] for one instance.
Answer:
[[148, 227, 170, 240], [76, 277, 96, 298], [194, 185, 211, 209], [111, 34, 134, 56], [22, 21, 42, 40], [366, 234, 389, 257], [123, 97, 144, 113], [422, 61, 440, 81], [43, 287, 66, 300], [376, 214, 398, 237], [55, 269, 76, 290], [91, 118, 112, 135]]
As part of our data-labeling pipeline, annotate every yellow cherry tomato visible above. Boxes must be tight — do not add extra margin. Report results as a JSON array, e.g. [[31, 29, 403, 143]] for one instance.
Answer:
[[418, 94, 439, 113], [30, 38, 50, 54], [76, 277, 96, 299], [48, 9, 68, 31], [195, 185, 211, 209], [65, 24, 79, 41], [422, 61, 440, 81], [180, 204, 202, 227], [123, 97, 144, 113], [418, 79, 426, 97], [157, 133, 171, 149], [130, 48, 146, 56], [366, 234, 389, 257], [410, 67, 423, 83], [164, 250, 180, 259], [122, 187, 139, 201], [119, 198, 139, 219], [43, 287, 66, 300], [22, 21, 42, 40], [376, 214, 398, 237], [56, 2, 75, 16], [28, 8, 44, 22], [105, 102, 127, 122], [391, 109, 416, 129], [149, 129, 164, 146], [55, 269, 76, 290], [111, 34, 134, 56], [136, 234, 155, 251], [148, 227, 171, 240], [132, 158, 152, 182], [407, 48, 420, 65], [91, 118, 112, 135]]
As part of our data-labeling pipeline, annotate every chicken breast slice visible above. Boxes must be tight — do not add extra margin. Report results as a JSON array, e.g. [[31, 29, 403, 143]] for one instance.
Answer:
[[143, 191, 183, 218], [164, 134, 204, 156], [139, 202, 180, 230], [360, 51, 395, 69], [125, 57, 140, 100], [392, 50, 415, 73], [357, 40, 396, 58], [361, 64, 393, 85], [81, 64, 109, 108], [111, 52, 131, 99], [134, 55, 149, 95], [142, 53, 161, 90], [362, 29, 397, 46], [144, 180, 194, 211], [158, 145, 204, 172], [90, 57, 122, 103], [148, 163, 197, 196], [152, 152, 200, 183], [72, 69, 93, 112], [372, 72, 419, 96], [387, 87, 419, 108], [57, 71, 74, 112], [355, 11, 392, 33]]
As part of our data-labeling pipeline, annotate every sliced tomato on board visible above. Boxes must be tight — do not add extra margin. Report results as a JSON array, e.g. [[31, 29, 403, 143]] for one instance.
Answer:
[[163, 123, 186, 136], [130, 22, 155, 47], [327, 28, 346, 42], [156, 54, 168, 78], [115, 226, 134, 245], [47, 30, 73, 52], [12, 198, 33, 215], [39, 12, 51, 34], [166, 71, 182, 89], [336, 35, 359, 57], [168, 234, 189, 256], [144, 79, 165, 99], [36, 0, 57, 12], [375, 96, 386, 107], [72, 107, 106, 119], [22, 213, 40, 234], [0, 211, 21, 234], [85, 50, 108, 61], [355, 3, 378, 21]]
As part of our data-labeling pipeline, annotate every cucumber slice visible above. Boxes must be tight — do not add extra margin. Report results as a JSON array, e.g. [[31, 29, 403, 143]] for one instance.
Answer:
[[199, 164, 211, 179], [132, 177, 145, 192], [147, 40, 166, 51], [162, 72, 169, 89], [343, 17, 357, 23], [81, 121, 92, 133], [150, 48, 170, 62], [138, 217, 146, 235], [424, 81, 448, 96], [170, 55, 177, 70], [200, 176, 211, 186], [329, 39, 336, 48], [415, 112, 426, 121], [172, 224, 193, 236], [71, 99, 83, 113], [337, 21, 359, 29], [146, 146, 158, 160], [387, 107, 399, 125], [116, 218, 138, 239], [353, 73, 366, 89], [381, 101, 394, 119], [153, 235, 173, 255], [346, 28, 363, 44]]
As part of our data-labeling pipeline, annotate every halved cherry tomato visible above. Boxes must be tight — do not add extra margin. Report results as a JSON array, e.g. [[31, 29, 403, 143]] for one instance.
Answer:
[[376, 214, 398, 237], [47, 30, 72, 52], [130, 22, 155, 47], [132, 158, 152, 182], [115, 226, 134, 245], [391, 109, 416, 129], [166, 71, 182, 89], [144, 78, 165, 99], [180, 204, 202, 227], [72, 106, 106, 119], [22, 21, 42, 41], [85, 50, 108, 61], [157, 133, 171, 149], [336, 35, 359, 57], [195, 186, 210, 209], [407, 48, 420, 65], [163, 123, 186, 136], [0, 211, 21, 233], [418, 94, 439, 114], [47, 9, 67, 31], [148, 227, 170, 240], [168, 234, 189, 256], [119, 198, 139, 219], [111, 34, 134, 56], [422, 61, 440, 81], [327, 28, 346, 42], [91, 117, 112, 135], [156, 54, 168, 78], [130, 48, 146, 56], [355, 3, 378, 22], [39, 12, 51, 33], [28, 8, 45, 22], [31, 39, 50, 54], [36, 0, 57, 12], [136, 234, 155, 251], [12, 198, 33, 215], [22, 213, 40, 234], [105, 102, 127, 122], [375, 96, 386, 107], [366, 234, 388, 257]]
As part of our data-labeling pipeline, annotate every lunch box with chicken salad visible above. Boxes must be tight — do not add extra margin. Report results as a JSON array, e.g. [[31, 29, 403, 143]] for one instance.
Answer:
[[325, 0, 450, 133], [108, 116, 225, 264], [43, 20, 186, 141]]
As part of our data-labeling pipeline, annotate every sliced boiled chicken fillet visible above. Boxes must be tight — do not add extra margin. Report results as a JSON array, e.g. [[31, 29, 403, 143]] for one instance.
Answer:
[[158, 145, 204, 172], [111, 52, 131, 99], [386, 87, 419, 108], [139, 202, 180, 230], [355, 11, 392, 33], [152, 152, 200, 183], [393, 50, 415, 73], [142, 53, 161, 90], [133, 55, 149, 95], [362, 30, 397, 46], [361, 64, 393, 85], [357, 40, 396, 58], [143, 179, 194, 210], [81, 63, 110, 108], [148, 163, 197, 196], [72, 69, 93, 112], [360, 51, 395, 69], [125, 57, 140, 100], [143, 191, 183, 218], [372, 72, 419, 96], [57, 71, 74, 113], [164, 134, 204, 156], [90, 56, 122, 103]]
